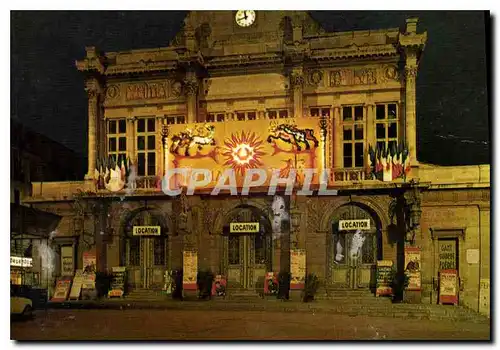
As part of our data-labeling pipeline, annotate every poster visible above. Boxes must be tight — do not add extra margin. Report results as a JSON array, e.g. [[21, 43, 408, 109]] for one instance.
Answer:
[[163, 270, 173, 295], [290, 249, 306, 290], [438, 240, 457, 270], [51, 277, 72, 302], [264, 272, 278, 295], [404, 247, 421, 291], [108, 267, 126, 298], [83, 250, 97, 274], [439, 269, 458, 305], [61, 246, 74, 276], [211, 275, 227, 297], [182, 250, 198, 290], [376, 260, 393, 297], [69, 270, 84, 300]]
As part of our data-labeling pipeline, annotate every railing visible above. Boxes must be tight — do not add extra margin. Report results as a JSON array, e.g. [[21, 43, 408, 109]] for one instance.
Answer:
[[330, 168, 369, 183], [135, 176, 161, 190]]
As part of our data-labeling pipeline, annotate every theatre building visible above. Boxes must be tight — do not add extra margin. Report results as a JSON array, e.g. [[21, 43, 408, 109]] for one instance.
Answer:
[[25, 11, 490, 315]]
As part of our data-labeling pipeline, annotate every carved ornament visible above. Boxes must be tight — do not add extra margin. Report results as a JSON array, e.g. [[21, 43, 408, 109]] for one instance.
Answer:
[[290, 73, 305, 89]]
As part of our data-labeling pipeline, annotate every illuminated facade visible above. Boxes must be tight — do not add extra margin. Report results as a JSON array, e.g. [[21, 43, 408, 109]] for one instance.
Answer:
[[26, 11, 490, 315]]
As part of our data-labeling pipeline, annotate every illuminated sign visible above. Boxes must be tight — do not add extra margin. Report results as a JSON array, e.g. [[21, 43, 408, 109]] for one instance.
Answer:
[[10, 256, 33, 268], [338, 219, 370, 231], [133, 226, 161, 236], [230, 222, 260, 233]]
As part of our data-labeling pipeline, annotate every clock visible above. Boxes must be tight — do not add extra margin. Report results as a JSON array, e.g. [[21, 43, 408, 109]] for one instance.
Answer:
[[235, 10, 256, 27]]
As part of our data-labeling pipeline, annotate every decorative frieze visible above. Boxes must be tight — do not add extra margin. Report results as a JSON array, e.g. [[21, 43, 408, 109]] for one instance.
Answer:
[[328, 65, 400, 87], [104, 80, 184, 105]]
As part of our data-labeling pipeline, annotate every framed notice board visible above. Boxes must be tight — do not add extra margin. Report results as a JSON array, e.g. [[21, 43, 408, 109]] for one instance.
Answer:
[[376, 260, 393, 297], [439, 269, 458, 305]]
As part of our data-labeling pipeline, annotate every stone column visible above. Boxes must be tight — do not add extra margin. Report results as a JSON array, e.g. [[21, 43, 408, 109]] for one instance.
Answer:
[[84, 84, 100, 179], [290, 70, 304, 119], [404, 66, 418, 165], [333, 106, 342, 169], [126, 116, 136, 164], [184, 72, 198, 124]]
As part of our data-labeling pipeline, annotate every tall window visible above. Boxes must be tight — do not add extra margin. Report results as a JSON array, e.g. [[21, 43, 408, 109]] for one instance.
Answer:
[[375, 103, 399, 153], [136, 117, 156, 176], [166, 116, 186, 125], [342, 105, 365, 168], [309, 107, 331, 118], [267, 109, 289, 119], [206, 113, 225, 122], [107, 119, 127, 163], [236, 111, 257, 121]]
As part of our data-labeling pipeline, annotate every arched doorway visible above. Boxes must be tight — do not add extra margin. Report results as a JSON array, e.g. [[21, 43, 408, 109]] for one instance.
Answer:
[[222, 205, 273, 291], [328, 203, 381, 290], [124, 210, 170, 290]]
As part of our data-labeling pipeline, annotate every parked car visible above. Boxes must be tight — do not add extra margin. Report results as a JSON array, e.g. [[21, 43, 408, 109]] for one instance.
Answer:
[[11, 287, 34, 319]]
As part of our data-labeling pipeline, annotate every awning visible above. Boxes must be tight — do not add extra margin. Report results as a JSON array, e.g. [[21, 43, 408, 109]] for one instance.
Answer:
[[10, 203, 61, 239]]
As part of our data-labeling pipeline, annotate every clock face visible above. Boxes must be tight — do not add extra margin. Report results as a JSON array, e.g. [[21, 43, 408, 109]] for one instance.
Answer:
[[235, 10, 256, 27]]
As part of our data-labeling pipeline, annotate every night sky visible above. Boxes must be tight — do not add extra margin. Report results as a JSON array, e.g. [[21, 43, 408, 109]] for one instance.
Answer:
[[10, 11, 490, 166]]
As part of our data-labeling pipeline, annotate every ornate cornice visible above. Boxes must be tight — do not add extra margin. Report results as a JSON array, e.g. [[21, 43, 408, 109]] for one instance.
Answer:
[[76, 47, 105, 75], [310, 44, 398, 61]]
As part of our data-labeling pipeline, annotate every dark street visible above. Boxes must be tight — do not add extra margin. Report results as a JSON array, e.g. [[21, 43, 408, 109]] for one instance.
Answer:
[[11, 309, 490, 341]]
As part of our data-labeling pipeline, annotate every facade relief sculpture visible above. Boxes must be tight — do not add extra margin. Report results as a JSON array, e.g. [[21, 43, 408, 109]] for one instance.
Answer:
[[329, 65, 400, 87], [104, 80, 185, 105]]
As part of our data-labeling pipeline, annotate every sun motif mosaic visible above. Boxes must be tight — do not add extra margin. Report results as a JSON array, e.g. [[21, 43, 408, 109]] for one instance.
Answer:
[[222, 131, 266, 175]]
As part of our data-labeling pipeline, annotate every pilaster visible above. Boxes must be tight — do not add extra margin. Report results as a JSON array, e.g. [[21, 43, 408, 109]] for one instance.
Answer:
[[84, 78, 103, 179], [184, 71, 198, 124], [290, 68, 304, 119]]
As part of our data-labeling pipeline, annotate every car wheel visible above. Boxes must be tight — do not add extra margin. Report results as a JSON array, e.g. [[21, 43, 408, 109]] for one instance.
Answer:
[[22, 305, 33, 319]]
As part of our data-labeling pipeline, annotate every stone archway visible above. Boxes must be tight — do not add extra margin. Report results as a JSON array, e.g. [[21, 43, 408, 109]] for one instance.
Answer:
[[121, 208, 173, 290], [325, 202, 382, 291], [220, 203, 273, 292]]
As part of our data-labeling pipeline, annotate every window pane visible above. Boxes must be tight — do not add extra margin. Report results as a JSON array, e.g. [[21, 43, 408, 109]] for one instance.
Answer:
[[129, 238, 140, 266], [153, 237, 166, 266], [237, 113, 245, 121], [248, 112, 256, 120], [119, 120, 126, 134], [376, 123, 386, 139], [147, 152, 156, 176], [228, 236, 240, 265], [108, 121, 117, 134], [254, 234, 266, 264], [108, 138, 117, 152], [354, 106, 364, 121], [354, 125, 364, 140], [361, 234, 375, 264], [388, 123, 397, 138], [147, 118, 155, 132], [322, 108, 331, 117], [388, 140, 397, 153], [388, 104, 397, 119], [268, 111, 277, 119], [137, 153, 146, 176], [137, 136, 145, 151], [376, 141, 386, 152], [354, 143, 364, 167], [147, 135, 155, 150], [137, 119, 145, 133], [376, 105, 386, 120], [343, 126, 352, 141], [343, 143, 352, 156], [207, 114, 215, 122], [167, 117, 175, 125], [344, 156, 352, 168], [177, 116, 185, 124], [216, 114, 225, 122], [333, 233, 346, 264], [310, 108, 319, 117], [342, 107, 352, 121], [279, 110, 288, 118], [119, 137, 127, 151]]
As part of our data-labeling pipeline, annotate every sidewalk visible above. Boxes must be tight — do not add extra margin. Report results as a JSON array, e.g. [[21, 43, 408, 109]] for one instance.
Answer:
[[44, 297, 490, 323]]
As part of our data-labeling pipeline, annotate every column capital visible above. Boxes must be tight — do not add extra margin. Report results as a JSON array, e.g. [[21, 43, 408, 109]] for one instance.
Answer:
[[404, 66, 418, 81], [290, 73, 305, 90]]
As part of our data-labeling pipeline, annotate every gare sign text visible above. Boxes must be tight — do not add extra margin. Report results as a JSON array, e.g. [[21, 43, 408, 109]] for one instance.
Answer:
[[230, 222, 260, 233], [133, 226, 161, 236], [338, 219, 371, 231]]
